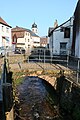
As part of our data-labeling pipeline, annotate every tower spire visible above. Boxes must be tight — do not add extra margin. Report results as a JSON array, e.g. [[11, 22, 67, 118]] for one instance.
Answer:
[[32, 22, 38, 34]]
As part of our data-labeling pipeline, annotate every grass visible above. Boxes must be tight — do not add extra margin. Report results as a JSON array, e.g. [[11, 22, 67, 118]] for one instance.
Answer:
[[13, 70, 25, 86]]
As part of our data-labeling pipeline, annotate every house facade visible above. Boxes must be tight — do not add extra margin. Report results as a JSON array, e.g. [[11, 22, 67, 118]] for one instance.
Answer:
[[40, 36, 48, 47], [11, 24, 40, 52], [12, 26, 33, 52], [0, 17, 12, 48], [48, 17, 73, 56], [71, 0, 80, 58], [32, 35, 40, 48]]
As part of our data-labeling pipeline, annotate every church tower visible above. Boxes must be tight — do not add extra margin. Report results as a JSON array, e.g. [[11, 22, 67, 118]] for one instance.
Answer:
[[32, 22, 38, 34]]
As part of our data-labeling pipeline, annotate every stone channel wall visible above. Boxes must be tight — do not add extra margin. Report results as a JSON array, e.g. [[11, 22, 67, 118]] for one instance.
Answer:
[[56, 76, 80, 119], [39, 74, 80, 119]]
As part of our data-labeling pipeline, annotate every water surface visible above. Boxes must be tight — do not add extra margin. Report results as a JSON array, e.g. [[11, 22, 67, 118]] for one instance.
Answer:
[[17, 76, 71, 120]]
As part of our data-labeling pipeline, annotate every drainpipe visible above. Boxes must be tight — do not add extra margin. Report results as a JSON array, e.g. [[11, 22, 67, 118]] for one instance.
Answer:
[[70, 16, 74, 55]]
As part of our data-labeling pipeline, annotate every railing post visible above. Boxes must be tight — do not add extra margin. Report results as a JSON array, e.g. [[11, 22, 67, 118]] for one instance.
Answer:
[[77, 59, 79, 83], [67, 50, 69, 68], [39, 54, 40, 62], [28, 56, 29, 63], [44, 49, 45, 63], [51, 54, 52, 63], [1, 59, 8, 120], [44, 49, 45, 70]]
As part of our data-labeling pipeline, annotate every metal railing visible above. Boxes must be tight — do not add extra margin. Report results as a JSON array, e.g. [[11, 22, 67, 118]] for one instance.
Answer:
[[67, 55, 80, 84], [26, 48, 80, 84], [1, 47, 80, 84], [26, 48, 67, 71]]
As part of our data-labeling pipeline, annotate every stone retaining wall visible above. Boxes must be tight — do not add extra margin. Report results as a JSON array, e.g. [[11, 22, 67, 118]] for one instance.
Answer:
[[57, 77, 80, 119], [35, 73, 80, 120], [13, 68, 80, 120]]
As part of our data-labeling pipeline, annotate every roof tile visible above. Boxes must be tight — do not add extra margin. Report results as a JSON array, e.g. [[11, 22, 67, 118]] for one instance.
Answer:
[[0, 17, 11, 27]]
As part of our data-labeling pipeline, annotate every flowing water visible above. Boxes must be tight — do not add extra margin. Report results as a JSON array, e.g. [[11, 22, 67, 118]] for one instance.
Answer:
[[16, 76, 72, 120]]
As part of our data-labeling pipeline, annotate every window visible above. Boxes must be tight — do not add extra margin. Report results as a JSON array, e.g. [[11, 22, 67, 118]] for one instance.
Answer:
[[60, 42, 67, 49], [34, 42, 39, 43], [28, 39, 29, 42], [2, 26, 4, 31], [12, 34, 17, 43], [64, 28, 70, 38], [28, 45, 30, 48], [25, 38, 26, 42], [60, 42, 67, 55], [60, 27, 65, 32], [6, 27, 9, 33]]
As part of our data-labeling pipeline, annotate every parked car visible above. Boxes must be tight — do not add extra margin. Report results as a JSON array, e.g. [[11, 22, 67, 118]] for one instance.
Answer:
[[14, 47, 25, 54]]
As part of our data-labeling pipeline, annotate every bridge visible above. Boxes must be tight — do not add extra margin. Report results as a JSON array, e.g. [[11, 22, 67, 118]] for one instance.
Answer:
[[0, 53, 80, 120]]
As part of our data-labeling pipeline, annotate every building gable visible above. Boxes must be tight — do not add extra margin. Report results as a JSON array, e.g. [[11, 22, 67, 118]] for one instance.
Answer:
[[0, 17, 11, 28]]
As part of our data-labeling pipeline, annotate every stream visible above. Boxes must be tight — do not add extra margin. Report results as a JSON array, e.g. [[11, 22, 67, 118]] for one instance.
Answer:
[[16, 76, 72, 120]]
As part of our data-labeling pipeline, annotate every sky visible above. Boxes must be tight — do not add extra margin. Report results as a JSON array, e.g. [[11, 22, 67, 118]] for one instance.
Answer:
[[0, 0, 78, 36]]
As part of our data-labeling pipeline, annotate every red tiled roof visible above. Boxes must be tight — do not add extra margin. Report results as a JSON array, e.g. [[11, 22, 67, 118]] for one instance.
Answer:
[[40, 37, 48, 45], [0, 17, 11, 27], [12, 26, 39, 37], [11, 26, 26, 32]]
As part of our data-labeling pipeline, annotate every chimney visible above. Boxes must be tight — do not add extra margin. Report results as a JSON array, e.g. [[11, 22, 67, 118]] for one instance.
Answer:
[[54, 20, 58, 28]]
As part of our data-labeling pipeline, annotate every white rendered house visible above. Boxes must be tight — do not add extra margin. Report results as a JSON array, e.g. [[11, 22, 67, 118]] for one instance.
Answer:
[[72, 0, 80, 58], [48, 17, 73, 56], [0, 17, 12, 48]]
